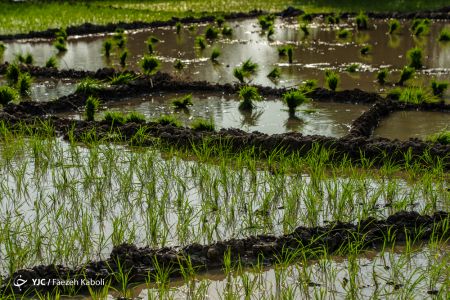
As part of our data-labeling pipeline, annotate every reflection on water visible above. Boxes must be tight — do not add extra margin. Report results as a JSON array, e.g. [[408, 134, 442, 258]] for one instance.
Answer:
[[374, 111, 450, 140], [2, 18, 450, 96], [60, 92, 369, 137]]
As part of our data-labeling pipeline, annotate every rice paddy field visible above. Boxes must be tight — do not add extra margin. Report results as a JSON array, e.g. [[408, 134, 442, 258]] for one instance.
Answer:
[[0, 1, 449, 299]]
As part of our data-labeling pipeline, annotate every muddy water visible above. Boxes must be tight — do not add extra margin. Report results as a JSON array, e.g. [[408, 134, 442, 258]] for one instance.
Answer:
[[60, 92, 368, 136], [0, 76, 77, 102], [374, 111, 450, 140], [2, 18, 450, 97]]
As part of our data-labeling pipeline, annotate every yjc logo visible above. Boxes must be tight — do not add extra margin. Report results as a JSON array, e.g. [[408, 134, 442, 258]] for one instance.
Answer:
[[13, 275, 27, 291]]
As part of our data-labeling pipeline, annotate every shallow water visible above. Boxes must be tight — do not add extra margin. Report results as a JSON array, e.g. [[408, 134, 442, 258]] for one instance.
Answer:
[[61, 91, 368, 136], [374, 110, 450, 140], [2, 18, 450, 97]]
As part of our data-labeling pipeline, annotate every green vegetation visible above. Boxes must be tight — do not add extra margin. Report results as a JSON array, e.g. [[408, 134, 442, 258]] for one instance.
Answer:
[[438, 28, 450, 42], [191, 118, 215, 131], [215, 16, 225, 27], [103, 111, 146, 125], [287, 46, 294, 64], [6, 63, 20, 85], [141, 55, 160, 76], [172, 94, 193, 109], [205, 26, 219, 39], [103, 39, 113, 57], [195, 36, 207, 50], [355, 11, 369, 30], [388, 19, 401, 34], [326, 15, 340, 24], [222, 25, 233, 36], [398, 66, 415, 85], [346, 63, 359, 73], [119, 49, 128, 67], [267, 67, 281, 79], [242, 58, 259, 74], [155, 114, 182, 127], [411, 19, 430, 36], [407, 47, 423, 69], [238, 85, 261, 110], [17, 73, 31, 96], [431, 80, 448, 97], [426, 130, 450, 144], [337, 28, 351, 38], [54, 36, 67, 52], [258, 15, 275, 30], [174, 59, 185, 70], [300, 24, 309, 36], [45, 56, 58, 68], [360, 45, 372, 55], [75, 78, 103, 95], [210, 48, 221, 61], [398, 87, 437, 104], [0, 86, 19, 106], [110, 73, 136, 85], [176, 21, 182, 34], [325, 70, 340, 91], [125, 111, 146, 123], [377, 68, 388, 84], [85, 96, 100, 121], [282, 90, 310, 113], [0, 42, 5, 56]]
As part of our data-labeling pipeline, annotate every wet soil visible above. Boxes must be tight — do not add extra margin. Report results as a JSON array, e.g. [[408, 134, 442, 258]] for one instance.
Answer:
[[3, 210, 448, 295]]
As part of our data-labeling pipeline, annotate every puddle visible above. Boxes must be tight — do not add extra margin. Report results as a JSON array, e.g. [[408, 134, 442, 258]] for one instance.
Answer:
[[373, 110, 450, 141], [0, 137, 447, 274], [0, 76, 77, 102], [2, 18, 450, 96], [59, 92, 368, 137]]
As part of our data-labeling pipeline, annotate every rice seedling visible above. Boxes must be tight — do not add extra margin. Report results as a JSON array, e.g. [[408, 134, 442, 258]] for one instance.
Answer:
[[119, 49, 128, 67], [125, 111, 146, 123], [398, 86, 437, 104], [23, 53, 33, 65], [407, 47, 423, 69], [0, 42, 5, 55], [346, 63, 359, 73], [325, 70, 340, 91], [6, 63, 20, 85], [355, 11, 369, 30], [300, 24, 309, 36], [431, 80, 448, 97], [141, 55, 160, 87], [387, 87, 402, 100], [0, 86, 19, 106], [233, 67, 246, 83], [191, 118, 215, 131], [360, 45, 372, 55], [337, 29, 351, 39], [85, 96, 100, 121], [411, 19, 430, 36], [241, 58, 258, 74], [222, 26, 233, 36], [326, 15, 339, 24], [195, 36, 207, 50], [388, 19, 401, 34], [103, 39, 113, 57], [287, 46, 294, 64], [176, 22, 182, 34], [282, 89, 310, 114], [155, 114, 182, 127], [205, 26, 219, 39], [75, 77, 102, 95], [210, 48, 221, 61], [301, 79, 318, 92], [398, 66, 415, 85], [17, 72, 31, 96], [267, 25, 275, 38], [426, 131, 450, 144], [258, 15, 274, 30], [110, 73, 136, 85], [216, 16, 225, 27], [174, 59, 185, 70], [104, 111, 126, 126], [172, 94, 193, 109], [278, 46, 288, 56], [148, 35, 160, 44], [53, 36, 67, 52], [55, 27, 67, 40], [238, 85, 260, 110], [45, 56, 58, 68], [438, 28, 450, 42], [267, 67, 281, 80], [377, 68, 388, 84], [301, 13, 313, 22]]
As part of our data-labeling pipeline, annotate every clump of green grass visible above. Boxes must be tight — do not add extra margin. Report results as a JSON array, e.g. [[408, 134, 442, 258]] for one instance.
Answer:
[[377, 68, 389, 84], [325, 70, 340, 91], [210, 48, 221, 61], [287, 46, 294, 64], [119, 50, 128, 67], [75, 78, 102, 94], [398, 87, 436, 104], [356, 11, 369, 30], [411, 19, 430, 36], [258, 15, 275, 30], [337, 29, 351, 39], [216, 16, 225, 27], [388, 19, 401, 34], [110, 73, 136, 85], [387, 87, 402, 100], [431, 80, 448, 97], [17, 73, 31, 95], [238, 85, 260, 110], [24, 53, 33, 65], [233, 67, 246, 83], [426, 131, 450, 144], [398, 66, 415, 85], [176, 22, 182, 34], [148, 36, 160, 44], [0, 42, 6, 56], [191, 118, 215, 131], [267, 67, 281, 80], [205, 26, 219, 39], [155, 114, 182, 127], [282, 89, 310, 113], [222, 26, 233, 36], [45, 56, 58, 68], [85, 96, 100, 121], [55, 27, 67, 40], [300, 24, 309, 36], [53, 36, 67, 52], [326, 15, 339, 24], [346, 63, 359, 73], [301, 79, 318, 92], [172, 94, 193, 109], [103, 39, 113, 57], [0, 86, 19, 106], [6, 63, 20, 85], [438, 29, 450, 42], [125, 112, 146, 123], [195, 36, 207, 50], [242, 58, 258, 74], [360, 45, 372, 55], [104, 111, 126, 126], [407, 47, 423, 69], [278, 46, 288, 56], [301, 13, 313, 22], [141, 55, 160, 76], [174, 59, 185, 70], [267, 25, 275, 38]]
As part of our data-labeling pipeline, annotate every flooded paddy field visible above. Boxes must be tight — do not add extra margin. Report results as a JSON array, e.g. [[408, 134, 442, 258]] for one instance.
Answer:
[[0, 6, 449, 300]]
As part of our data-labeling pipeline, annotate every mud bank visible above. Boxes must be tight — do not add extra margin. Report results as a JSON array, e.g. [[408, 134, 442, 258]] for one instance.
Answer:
[[2, 211, 448, 295]]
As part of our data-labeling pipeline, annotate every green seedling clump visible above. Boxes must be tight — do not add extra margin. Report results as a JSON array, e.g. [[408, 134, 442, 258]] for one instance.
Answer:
[[85, 96, 100, 121], [387, 87, 402, 100], [6, 63, 20, 85], [172, 94, 193, 109], [282, 89, 310, 113], [110, 73, 136, 85], [156, 114, 182, 127], [119, 50, 128, 67], [17, 73, 31, 95], [300, 24, 309, 36], [258, 15, 275, 30], [176, 22, 182, 34], [326, 15, 339, 24], [278, 46, 288, 56], [141, 55, 160, 76], [287, 46, 294, 63], [325, 70, 340, 91], [337, 29, 351, 39], [222, 26, 233, 36], [301, 79, 318, 92], [210, 48, 221, 61], [191, 118, 215, 131], [439, 29, 450, 41], [104, 111, 126, 126], [267, 67, 281, 80], [103, 39, 113, 57], [174, 59, 185, 70], [411, 19, 430, 36], [346, 63, 359, 73], [377, 68, 388, 84], [125, 112, 146, 123], [45, 56, 58, 68], [426, 131, 450, 144], [388, 19, 401, 34], [398, 87, 436, 104], [431, 80, 448, 97], [76, 78, 102, 95], [238, 85, 260, 110], [233, 67, 246, 83], [360, 45, 372, 55], [242, 58, 258, 74], [0, 86, 19, 106], [205, 26, 219, 39], [216, 16, 225, 27], [0, 42, 6, 55], [301, 13, 313, 22], [398, 66, 415, 85], [54, 36, 67, 52], [407, 47, 423, 69], [195, 36, 207, 50], [356, 11, 369, 30]]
